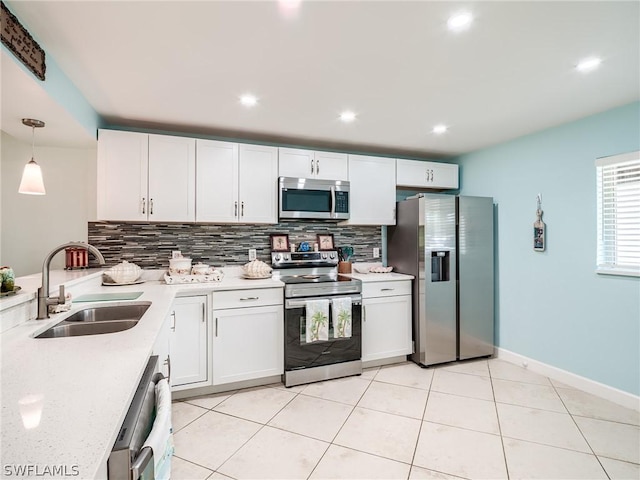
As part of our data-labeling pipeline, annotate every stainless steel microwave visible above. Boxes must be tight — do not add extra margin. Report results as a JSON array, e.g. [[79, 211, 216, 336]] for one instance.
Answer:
[[279, 177, 350, 220]]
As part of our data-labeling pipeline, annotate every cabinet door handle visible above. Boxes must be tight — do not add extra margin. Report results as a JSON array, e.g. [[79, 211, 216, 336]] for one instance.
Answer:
[[150, 198, 154, 214], [310, 158, 314, 175], [170, 311, 176, 331], [240, 296, 259, 301], [363, 305, 366, 322], [202, 303, 205, 322], [234, 201, 238, 217], [215, 317, 218, 337], [241, 201, 244, 217], [141, 197, 146, 214], [165, 355, 171, 384], [381, 288, 395, 291], [316, 159, 319, 175]]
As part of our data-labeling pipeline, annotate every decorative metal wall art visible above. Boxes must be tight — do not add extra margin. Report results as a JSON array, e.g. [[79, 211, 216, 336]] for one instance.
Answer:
[[534, 194, 546, 252], [1, 2, 46, 81]]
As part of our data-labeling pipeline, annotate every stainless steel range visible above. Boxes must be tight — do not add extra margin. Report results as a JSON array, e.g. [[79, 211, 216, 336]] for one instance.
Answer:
[[272, 251, 363, 387]]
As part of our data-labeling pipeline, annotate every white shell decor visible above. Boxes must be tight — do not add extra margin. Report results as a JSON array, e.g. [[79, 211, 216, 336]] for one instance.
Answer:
[[242, 259, 272, 278], [164, 270, 224, 284], [103, 261, 142, 284]]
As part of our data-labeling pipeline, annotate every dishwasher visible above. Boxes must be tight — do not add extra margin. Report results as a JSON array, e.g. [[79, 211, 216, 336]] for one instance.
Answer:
[[108, 356, 173, 480]]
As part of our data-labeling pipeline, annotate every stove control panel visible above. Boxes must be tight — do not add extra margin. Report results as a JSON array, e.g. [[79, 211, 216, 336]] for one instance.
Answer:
[[272, 250, 338, 268]]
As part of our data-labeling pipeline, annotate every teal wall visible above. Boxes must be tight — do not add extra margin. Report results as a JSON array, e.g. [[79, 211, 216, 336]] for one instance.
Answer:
[[3, 1, 102, 137], [456, 102, 640, 396]]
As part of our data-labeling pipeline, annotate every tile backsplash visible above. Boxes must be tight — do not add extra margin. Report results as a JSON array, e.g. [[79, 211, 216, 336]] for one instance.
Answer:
[[88, 221, 382, 268]]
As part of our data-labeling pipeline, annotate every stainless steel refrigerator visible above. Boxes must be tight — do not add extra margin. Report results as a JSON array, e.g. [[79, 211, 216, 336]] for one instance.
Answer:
[[388, 194, 494, 366]]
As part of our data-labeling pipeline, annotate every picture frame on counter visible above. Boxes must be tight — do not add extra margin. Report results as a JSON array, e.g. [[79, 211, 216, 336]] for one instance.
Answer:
[[317, 233, 335, 251], [270, 233, 290, 252]]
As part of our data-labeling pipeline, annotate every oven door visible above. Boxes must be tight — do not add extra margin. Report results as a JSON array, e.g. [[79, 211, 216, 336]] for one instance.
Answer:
[[279, 177, 350, 220], [284, 294, 362, 371]]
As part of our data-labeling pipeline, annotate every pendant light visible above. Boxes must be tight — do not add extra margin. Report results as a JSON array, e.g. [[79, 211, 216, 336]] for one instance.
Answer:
[[18, 118, 46, 195]]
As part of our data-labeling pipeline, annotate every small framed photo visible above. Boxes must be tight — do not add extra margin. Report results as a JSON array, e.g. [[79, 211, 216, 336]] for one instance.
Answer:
[[270, 234, 290, 252], [317, 233, 335, 251]]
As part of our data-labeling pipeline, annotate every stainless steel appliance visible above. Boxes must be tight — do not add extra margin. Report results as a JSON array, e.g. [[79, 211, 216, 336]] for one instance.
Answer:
[[108, 356, 170, 480], [272, 251, 362, 387], [279, 177, 350, 220], [388, 194, 494, 367]]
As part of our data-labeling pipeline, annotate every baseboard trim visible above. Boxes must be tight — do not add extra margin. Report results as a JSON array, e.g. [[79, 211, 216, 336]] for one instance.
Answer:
[[496, 347, 640, 412]]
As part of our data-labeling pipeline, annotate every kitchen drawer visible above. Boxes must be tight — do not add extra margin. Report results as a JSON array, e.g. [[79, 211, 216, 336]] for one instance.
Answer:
[[362, 280, 412, 299], [213, 287, 282, 309]]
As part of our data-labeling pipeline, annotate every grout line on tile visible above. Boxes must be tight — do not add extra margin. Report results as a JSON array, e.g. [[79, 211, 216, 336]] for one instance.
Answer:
[[494, 399, 568, 415], [489, 368, 511, 480], [172, 454, 215, 476], [409, 363, 436, 468], [172, 405, 210, 434], [551, 380, 614, 478]]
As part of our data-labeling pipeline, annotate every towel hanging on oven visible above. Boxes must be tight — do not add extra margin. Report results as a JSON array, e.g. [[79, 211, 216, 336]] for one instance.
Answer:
[[332, 297, 352, 338], [306, 299, 329, 343]]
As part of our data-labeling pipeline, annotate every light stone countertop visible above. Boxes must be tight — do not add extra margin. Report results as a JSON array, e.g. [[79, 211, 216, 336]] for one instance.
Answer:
[[344, 262, 415, 282], [0, 267, 283, 479]]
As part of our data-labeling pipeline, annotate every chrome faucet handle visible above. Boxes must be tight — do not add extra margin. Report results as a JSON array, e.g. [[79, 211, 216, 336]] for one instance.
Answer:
[[56, 285, 65, 304], [46, 285, 66, 306]]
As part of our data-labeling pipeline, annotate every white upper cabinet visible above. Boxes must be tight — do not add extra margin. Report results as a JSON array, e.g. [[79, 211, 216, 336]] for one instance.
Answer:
[[196, 140, 278, 224], [148, 134, 196, 222], [238, 144, 279, 223], [279, 147, 348, 181], [97, 129, 196, 222], [196, 140, 239, 223], [97, 129, 148, 221], [396, 159, 459, 189], [344, 154, 396, 226]]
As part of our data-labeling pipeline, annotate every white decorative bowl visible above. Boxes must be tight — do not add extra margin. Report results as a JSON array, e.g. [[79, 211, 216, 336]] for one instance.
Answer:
[[104, 261, 142, 284], [191, 263, 211, 275], [370, 266, 393, 273]]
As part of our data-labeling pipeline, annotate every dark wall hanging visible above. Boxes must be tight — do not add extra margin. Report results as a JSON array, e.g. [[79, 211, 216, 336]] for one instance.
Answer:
[[1, 1, 46, 81], [534, 194, 546, 252]]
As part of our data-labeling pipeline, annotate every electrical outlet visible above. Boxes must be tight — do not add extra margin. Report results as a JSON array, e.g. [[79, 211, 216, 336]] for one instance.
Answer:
[[248, 249, 257, 261], [373, 247, 380, 258]]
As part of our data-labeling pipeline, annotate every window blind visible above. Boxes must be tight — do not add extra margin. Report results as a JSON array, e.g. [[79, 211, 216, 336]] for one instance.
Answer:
[[595, 151, 640, 276]]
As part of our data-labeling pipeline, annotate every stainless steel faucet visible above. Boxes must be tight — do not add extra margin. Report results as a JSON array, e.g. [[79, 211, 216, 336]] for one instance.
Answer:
[[37, 242, 106, 319]]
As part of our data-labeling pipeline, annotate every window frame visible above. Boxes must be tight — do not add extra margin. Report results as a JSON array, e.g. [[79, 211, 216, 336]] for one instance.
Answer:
[[595, 150, 640, 278]]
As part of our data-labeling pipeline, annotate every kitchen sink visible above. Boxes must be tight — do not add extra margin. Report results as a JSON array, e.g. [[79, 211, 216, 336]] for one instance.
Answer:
[[36, 302, 151, 338]]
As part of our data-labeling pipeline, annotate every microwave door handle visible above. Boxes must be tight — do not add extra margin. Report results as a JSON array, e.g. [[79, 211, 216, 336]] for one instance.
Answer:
[[330, 186, 336, 218]]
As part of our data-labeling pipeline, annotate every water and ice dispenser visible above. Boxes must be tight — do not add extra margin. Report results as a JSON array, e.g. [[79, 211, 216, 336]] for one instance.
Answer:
[[431, 251, 450, 282]]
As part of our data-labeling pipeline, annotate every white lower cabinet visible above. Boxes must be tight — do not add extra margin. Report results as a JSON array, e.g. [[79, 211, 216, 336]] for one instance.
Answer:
[[361, 280, 412, 362], [168, 295, 210, 390], [153, 315, 171, 380], [212, 289, 284, 385]]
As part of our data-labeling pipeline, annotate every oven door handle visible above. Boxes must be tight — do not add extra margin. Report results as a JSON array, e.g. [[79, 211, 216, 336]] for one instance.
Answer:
[[286, 296, 362, 309]]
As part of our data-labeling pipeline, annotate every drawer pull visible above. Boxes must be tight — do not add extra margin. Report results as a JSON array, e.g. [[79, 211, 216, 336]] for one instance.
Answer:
[[380, 288, 395, 291], [240, 297, 259, 301]]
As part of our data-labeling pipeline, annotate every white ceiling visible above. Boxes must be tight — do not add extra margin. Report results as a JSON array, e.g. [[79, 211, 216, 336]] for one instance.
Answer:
[[3, 1, 639, 157]]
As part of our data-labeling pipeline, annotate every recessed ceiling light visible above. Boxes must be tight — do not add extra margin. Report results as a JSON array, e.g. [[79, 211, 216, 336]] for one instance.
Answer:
[[432, 124, 448, 135], [240, 94, 258, 107], [340, 111, 356, 123], [447, 12, 473, 32], [576, 57, 602, 73]]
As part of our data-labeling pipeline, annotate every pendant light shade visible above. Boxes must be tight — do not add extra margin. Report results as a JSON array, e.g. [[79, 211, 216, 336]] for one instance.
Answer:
[[18, 118, 46, 195]]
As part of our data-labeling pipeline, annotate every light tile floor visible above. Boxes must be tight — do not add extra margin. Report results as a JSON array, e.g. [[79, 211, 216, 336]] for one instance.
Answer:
[[171, 359, 640, 480]]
